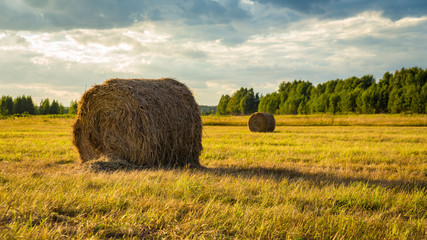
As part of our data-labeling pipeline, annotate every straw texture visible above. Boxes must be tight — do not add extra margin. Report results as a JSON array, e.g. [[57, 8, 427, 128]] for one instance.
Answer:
[[248, 112, 275, 132], [72, 78, 202, 168]]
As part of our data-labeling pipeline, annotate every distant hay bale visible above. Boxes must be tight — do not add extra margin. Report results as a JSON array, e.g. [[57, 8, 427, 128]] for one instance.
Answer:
[[72, 78, 202, 168], [248, 112, 275, 132]]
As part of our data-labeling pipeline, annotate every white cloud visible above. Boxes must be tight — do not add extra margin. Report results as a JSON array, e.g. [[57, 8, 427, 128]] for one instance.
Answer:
[[241, 0, 254, 5], [30, 56, 50, 66], [0, 8, 426, 106]]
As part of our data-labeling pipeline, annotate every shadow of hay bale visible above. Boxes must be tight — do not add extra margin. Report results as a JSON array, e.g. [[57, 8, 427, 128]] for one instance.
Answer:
[[83, 158, 144, 172], [83, 157, 204, 173], [73, 78, 203, 168], [81, 163, 427, 192]]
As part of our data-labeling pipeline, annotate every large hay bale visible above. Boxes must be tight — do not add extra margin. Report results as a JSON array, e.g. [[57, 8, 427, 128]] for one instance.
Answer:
[[248, 112, 275, 132], [72, 78, 202, 168]]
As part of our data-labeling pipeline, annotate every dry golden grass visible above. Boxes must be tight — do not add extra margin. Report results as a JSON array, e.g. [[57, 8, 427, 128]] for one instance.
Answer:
[[0, 115, 426, 239]]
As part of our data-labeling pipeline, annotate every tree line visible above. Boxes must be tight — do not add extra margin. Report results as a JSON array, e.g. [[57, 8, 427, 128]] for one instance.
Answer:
[[1, 95, 218, 117], [217, 87, 260, 115], [200, 105, 217, 115], [217, 67, 427, 115], [0, 95, 78, 116]]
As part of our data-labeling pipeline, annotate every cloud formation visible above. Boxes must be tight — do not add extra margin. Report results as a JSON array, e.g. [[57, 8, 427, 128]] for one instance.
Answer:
[[0, 0, 251, 30], [0, 0, 145, 30], [252, 0, 427, 20], [0, 0, 426, 105]]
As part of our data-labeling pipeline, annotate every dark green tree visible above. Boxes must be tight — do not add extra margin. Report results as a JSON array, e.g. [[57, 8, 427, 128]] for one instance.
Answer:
[[12, 96, 23, 114], [13, 96, 34, 114], [421, 84, 427, 113], [216, 95, 230, 115], [58, 103, 65, 114], [226, 88, 248, 115], [258, 92, 280, 114], [39, 98, 50, 115], [240, 89, 258, 115], [24, 96, 35, 114], [216, 66, 426, 115], [357, 85, 377, 114], [328, 93, 340, 114], [49, 100, 60, 114], [376, 72, 391, 113], [276, 80, 312, 114], [297, 97, 309, 114], [307, 83, 327, 113], [69, 100, 78, 114], [0, 96, 13, 115]]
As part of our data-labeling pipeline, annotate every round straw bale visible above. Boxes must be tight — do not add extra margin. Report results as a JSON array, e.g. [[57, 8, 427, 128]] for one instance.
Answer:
[[248, 112, 275, 132], [72, 78, 202, 168]]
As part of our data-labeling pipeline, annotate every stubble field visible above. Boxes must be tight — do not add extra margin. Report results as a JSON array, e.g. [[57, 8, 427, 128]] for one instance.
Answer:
[[0, 115, 426, 239]]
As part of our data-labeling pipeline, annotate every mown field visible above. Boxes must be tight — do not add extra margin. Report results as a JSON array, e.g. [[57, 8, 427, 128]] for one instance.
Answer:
[[0, 115, 426, 239]]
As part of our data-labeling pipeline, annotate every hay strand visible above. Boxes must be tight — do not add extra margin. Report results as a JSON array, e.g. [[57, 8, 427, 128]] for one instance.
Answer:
[[248, 112, 275, 132], [72, 78, 202, 168]]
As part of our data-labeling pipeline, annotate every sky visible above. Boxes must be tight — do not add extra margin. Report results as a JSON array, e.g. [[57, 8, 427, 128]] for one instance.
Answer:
[[0, 0, 426, 106]]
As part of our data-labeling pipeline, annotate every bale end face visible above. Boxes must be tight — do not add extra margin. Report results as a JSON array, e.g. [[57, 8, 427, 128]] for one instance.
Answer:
[[248, 112, 275, 132]]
